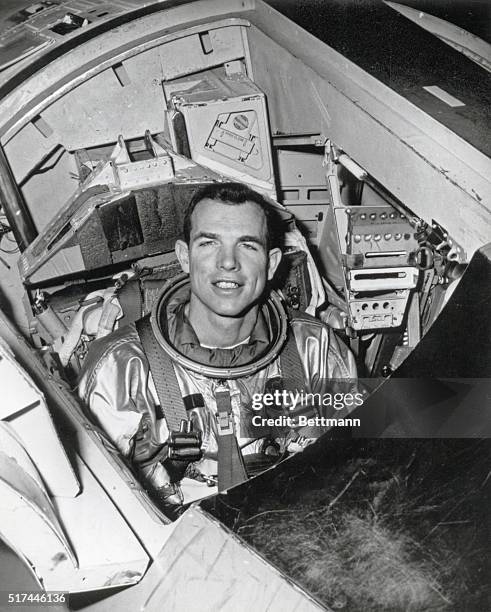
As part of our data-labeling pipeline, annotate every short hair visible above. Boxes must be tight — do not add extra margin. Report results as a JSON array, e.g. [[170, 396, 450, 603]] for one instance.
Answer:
[[183, 182, 284, 250]]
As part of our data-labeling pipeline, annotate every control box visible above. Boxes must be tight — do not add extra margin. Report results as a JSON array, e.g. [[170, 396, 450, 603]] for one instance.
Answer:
[[343, 205, 420, 330], [164, 69, 276, 198]]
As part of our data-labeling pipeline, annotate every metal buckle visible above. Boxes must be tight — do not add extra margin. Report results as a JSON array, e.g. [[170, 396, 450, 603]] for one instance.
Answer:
[[216, 410, 234, 436]]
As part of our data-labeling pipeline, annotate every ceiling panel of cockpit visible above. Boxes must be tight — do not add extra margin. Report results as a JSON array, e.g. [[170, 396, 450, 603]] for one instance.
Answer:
[[0, 0, 164, 26], [0, 0, 180, 76]]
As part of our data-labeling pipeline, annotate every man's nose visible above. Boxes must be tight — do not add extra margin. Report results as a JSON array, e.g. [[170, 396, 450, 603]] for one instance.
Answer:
[[217, 246, 240, 271]]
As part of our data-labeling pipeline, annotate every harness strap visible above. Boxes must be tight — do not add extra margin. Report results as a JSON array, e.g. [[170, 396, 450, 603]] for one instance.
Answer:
[[118, 279, 143, 327], [215, 385, 248, 491], [136, 315, 187, 432], [279, 312, 306, 393]]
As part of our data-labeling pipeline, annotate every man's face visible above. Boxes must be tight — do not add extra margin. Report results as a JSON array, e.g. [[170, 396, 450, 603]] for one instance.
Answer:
[[175, 198, 282, 319]]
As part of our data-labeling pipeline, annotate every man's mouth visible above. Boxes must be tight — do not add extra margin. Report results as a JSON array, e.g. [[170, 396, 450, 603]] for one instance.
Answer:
[[213, 280, 241, 289]]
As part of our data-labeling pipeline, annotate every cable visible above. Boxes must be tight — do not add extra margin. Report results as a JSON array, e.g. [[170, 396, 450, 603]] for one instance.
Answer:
[[0, 206, 19, 254]]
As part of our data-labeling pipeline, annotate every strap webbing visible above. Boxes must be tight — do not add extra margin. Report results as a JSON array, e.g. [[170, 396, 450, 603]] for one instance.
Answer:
[[279, 314, 305, 393], [215, 386, 248, 491], [136, 315, 187, 432], [118, 279, 143, 327]]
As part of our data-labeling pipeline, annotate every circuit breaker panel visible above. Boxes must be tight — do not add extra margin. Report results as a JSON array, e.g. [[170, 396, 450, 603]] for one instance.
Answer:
[[345, 205, 420, 330]]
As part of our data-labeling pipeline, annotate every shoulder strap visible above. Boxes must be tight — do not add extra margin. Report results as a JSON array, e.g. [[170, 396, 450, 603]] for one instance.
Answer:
[[279, 310, 307, 392], [118, 279, 143, 327], [136, 315, 188, 432]]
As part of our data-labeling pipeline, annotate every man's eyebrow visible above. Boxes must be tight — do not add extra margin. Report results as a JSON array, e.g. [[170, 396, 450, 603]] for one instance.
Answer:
[[192, 231, 219, 241]]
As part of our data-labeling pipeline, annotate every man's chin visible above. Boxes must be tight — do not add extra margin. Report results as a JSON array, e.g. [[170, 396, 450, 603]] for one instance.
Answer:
[[212, 305, 252, 319], [207, 298, 260, 319], [191, 292, 264, 320]]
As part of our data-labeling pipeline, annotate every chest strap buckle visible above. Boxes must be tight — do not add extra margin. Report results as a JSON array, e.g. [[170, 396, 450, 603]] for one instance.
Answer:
[[215, 385, 235, 436]]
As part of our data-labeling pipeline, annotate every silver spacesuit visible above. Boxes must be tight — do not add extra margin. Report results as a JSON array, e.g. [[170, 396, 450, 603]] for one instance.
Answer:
[[79, 277, 356, 502]]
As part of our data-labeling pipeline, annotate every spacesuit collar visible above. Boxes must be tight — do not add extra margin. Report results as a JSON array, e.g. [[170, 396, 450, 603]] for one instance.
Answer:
[[150, 274, 288, 379], [169, 293, 270, 369]]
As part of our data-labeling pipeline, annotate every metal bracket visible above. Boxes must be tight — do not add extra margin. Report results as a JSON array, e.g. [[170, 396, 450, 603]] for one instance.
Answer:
[[110, 131, 175, 190]]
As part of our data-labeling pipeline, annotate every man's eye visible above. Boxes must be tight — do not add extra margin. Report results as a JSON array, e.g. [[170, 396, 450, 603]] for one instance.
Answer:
[[198, 240, 215, 247], [241, 242, 258, 251]]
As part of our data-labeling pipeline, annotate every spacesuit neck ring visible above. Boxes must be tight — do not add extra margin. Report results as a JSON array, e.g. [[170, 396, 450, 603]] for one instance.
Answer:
[[149, 273, 289, 379]]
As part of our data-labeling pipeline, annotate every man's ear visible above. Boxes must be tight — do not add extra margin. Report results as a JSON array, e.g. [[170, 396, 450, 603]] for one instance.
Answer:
[[175, 239, 190, 273], [267, 247, 282, 281]]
